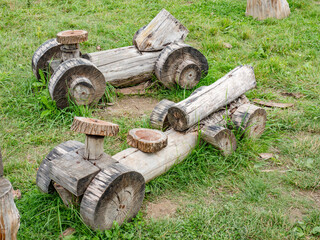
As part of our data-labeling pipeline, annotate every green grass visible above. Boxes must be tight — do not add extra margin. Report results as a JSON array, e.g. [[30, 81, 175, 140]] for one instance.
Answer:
[[1, 0, 320, 239]]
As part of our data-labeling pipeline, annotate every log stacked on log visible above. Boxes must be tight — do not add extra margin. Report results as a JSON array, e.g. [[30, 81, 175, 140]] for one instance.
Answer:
[[0, 147, 20, 240]]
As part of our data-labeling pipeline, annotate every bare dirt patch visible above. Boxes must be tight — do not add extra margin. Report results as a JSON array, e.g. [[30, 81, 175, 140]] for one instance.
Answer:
[[288, 207, 304, 223], [98, 96, 159, 120], [146, 199, 178, 219]]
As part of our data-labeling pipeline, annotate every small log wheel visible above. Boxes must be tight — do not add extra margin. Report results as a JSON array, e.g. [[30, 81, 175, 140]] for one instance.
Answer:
[[56, 30, 88, 45], [232, 104, 267, 138], [36, 140, 84, 193], [80, 163, 145, 230], [127, 128, 168, 153], [150, 99, 175, 130], [48, 58, 106, 108], [155, 42, 208, 89], [32, 38, 62, 80]]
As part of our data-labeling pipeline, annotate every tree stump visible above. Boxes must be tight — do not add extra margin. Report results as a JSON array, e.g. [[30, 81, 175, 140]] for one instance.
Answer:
[[80, 163, 145, 230], [150, 99, 175, 130], [232, 104, 267, 138], [127, 128, 168, 153], [155, 42, 208, 89], [246, 0, 290, 20]]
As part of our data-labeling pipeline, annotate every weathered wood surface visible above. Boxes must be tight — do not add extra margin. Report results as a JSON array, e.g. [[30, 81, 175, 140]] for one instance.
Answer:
[[57, 30, 88, 44], [232, 103, 267, 138], [246, 0, 290, 20], [133, 9, 189, 52], [155, 42, 208, 89], [36, 140, 84, 193], [201, 126, 237, 156], [113, 129, 198, 183], [127, 128, 168, 153], [49, 58, 106, 108], [86, 46, 160, 87], [32, 38, 61, 80], [167, 65, 256, 131], [84, 135, 105, 160], [48, 151, 100, 196], [71, 117, 119, 136], [150, 99, 175, 130], [80, 162, 145, 230], [0, 178, 20, 240], [53, 183, 76, 207]]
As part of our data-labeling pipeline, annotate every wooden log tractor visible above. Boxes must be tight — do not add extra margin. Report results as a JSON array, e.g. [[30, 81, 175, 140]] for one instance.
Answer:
[[32, 9, 209, 108], [36, 65, 267, 231]]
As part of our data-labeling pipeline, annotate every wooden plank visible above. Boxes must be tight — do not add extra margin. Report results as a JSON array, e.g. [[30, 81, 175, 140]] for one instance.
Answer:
[[36, 140, 84, 194], [167, 65, 256, 131], [48, 151, 100, 196], [133, 9, 189, 52], [113, 129, 198, 183]]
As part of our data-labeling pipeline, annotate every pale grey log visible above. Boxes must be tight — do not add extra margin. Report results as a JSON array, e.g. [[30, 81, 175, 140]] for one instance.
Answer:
[[150, 99, 175, 130], [48, 151, 100, 196], [0, 178, 20, 240], [232, 103, 267, 138], [84, 135, 105, 160], [132, 9, 189, 52], [201, 126, 237, 156], [80, 162, 145, 230], [246, 0, 290, 20], [113, 129, 198, 183], [36, 140, 84, 193], [86, 46, 160, 87], [167, 65, 256, 131]]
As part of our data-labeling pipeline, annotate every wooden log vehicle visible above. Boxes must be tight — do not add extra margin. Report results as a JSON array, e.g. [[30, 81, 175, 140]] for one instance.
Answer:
[[36, 66, 267, 231], [32, 9, 209, 108]]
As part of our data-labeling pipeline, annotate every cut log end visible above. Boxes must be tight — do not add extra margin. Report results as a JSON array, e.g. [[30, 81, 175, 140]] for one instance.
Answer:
[[71, 117, 119, 137], [70, 77, 95, 105], [127, 128, 168, 153], [232, 104, 267, 138], [167, 107, 188, 131], [201, 126, 237, 156], [150, 99, 175, 130], [80, 163, 145, 230], [176, 60, 201, 89], [57, 30, 88, 44]]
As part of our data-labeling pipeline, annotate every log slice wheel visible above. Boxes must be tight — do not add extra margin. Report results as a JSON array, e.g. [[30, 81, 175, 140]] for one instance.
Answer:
[[56, 30, 88, 44], [155, 42, 208, 89], [127, 128, 168, 153], [48, 58, 106, 108], [32, 38, 62, 80], [80, 163, 145, 230]]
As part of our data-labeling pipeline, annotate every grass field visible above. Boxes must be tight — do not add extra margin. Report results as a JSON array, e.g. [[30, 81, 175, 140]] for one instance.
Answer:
[[0, 0, 320, 239]]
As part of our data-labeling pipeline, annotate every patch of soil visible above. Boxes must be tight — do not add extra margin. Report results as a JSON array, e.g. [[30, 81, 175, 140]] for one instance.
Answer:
[[146, 199, 178, 219], [98, 96, 159, 120], [288, 207, 303, 223]]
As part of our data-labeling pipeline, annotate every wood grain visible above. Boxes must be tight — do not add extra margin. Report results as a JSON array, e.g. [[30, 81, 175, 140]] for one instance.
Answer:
[[246, 0, 290, 20], [150, 99, 175, 130], [133, 9, 189, 52]]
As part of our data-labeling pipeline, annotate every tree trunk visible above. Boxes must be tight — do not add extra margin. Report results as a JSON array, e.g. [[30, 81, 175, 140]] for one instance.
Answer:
[[113, 129, 198, 183], [246, 0, 290, 20], [0, 178, 20, 240], [167, 65, 256, 131]]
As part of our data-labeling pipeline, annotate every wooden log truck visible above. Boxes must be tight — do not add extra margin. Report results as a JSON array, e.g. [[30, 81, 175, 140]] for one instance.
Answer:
[[32, 9, 209, 108], [36, 65, 267, 231]]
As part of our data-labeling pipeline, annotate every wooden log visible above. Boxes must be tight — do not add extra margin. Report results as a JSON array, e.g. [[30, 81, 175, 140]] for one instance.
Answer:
[[48, 58, 106, 108], [113, 129, 198, 183], [0, 178, 20, 240], [150, 99, 175, 130], [48, 151, 100, 196], [85, 46, 160, 87], [167, 65, 256, 131], [201, 126, 237, 156], [127, 128, 168, 153], [0, 147, 3, 177], [36, 140, 84, 194], [56, 30, 88, 45], [80, 162, 145, 230], [246, 0, 290, 20], [232, 104, 267, 138], [155, 42, 209, 89], [132, 9, 189, 52], [32, 38, 61, 80]]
